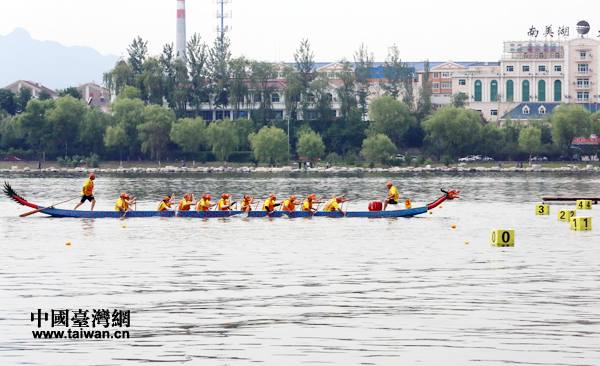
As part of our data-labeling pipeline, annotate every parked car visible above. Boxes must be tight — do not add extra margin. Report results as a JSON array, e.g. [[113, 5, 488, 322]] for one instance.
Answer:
[[530, 156, 548, 162], [482, 156, 494, 161], [458, 155, 477, 162], [389, 154, 405, 160], [3, 156, 21, 161]]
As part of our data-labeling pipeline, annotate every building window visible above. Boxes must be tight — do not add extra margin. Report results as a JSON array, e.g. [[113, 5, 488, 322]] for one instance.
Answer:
[[459, 79, 466, 85], [522, 106, 530, 114], [442, 72, 451, 78], [433, 73, 439, 78], [308, 112, 316, 120], [524, 53, 529, 58], [433, 82, 440, 89], [577, 92, 590, 102], [522, 80, 530, 102], [577, 79, 590, 88], [506, 65, 514, 72], [331, 110, 337, 117], [554, 65, 562, 72], [200, 110, 213, 121], [539, 53, 544, 58], [580, 51, 587, 59], [215, 110, 230, 120], [538, 65, 546, 72], [538, 80, 546, 102], [578, 64, 588, 74], [272, 93, 280, 103], [474, 80, 482, 102], [491, 109, 498, 116], [523, 65, 530, 72], [506, 80, 514, 102], [308, 93, 315, 102], [538, 106, 546, 114], [441, 82, 451, 89], [278, 72, 284, 79], [271, 110, 284, 119], [554, 80, 562, 102], [490, 80, 498, 102]]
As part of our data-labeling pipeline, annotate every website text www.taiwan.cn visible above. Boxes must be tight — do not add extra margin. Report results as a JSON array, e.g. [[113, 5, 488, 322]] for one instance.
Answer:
[[31, 309, 130, 339]]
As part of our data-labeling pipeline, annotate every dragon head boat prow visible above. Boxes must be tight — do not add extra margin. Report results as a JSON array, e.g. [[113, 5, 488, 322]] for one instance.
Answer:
[[3, 181, 38, 208], [426, 188, 460, 210]]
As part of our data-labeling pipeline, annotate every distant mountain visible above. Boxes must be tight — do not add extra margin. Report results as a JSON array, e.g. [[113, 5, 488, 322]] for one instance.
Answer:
[[0, 28, 119, 91]]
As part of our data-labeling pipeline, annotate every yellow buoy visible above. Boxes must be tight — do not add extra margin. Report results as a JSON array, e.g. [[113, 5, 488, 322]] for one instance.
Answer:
[[122, 225, 126, 228], [452, 225, 456, 228], [66, 242, 71, 245], [439, 205, 442, 208], [429, 211, 432, 214], [465, 241, 469, 244], [427, 218, 430, 220]]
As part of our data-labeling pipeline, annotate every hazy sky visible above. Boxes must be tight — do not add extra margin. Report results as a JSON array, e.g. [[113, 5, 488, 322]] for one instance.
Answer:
[[1, 0, 599, 63]]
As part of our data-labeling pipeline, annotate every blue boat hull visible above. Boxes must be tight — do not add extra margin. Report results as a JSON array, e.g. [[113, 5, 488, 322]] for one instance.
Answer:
[[36, 206, 428, 218]]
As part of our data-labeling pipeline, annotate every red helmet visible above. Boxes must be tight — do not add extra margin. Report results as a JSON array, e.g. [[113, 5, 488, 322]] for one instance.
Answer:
[[309, 194, 316, 199], [336, 196, 343, 202], [206, 194, 211, 200], [120, 193, 126, 198], [184, 194, 190, 200], [164, 196, 171, 201], [269, 194, 277, 199], [222, 193, 229, 199], [244, 195, 251, 200], [89, 173, 95, 179], [291, 195, 297, 200], [125, 194, 130, 199], [386, 182, 393, 187]]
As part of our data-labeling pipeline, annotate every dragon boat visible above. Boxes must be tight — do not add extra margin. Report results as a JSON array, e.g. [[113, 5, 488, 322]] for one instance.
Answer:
[[3, 182, 459, 219]]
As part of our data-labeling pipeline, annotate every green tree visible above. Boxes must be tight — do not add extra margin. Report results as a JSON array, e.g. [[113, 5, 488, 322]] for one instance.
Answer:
[[19, 98, 55, 160], [249, 125, 288, 166], [127, 36, 148, 75], [249, 61, 277, 126], [309, 76, 333, 121], [422, 106, 482, 159], [104, 124, 128, 161], [108, 97, 146, 157], [294, 39, 316, 118], [367, 95, 415, 147], [324, 107, 367, 158], [234, 117, 254, 150], [450, 92, 469, 108], [170, 117, 207, 157], [206, 118, 239, 162], [0, 89, 16, 115], [229, 56, 250, 115], [15, 86, 32, 114], [140, 57, 165, 105], [0, 115, 22, 148], [117, 85, 143, 101], [208, 35, 232, 110], [335, 60, 357, 119], [296, 129, 325, 161], [361, 134, 396, 164], [138, 105, 175, 160], [354, 43, 374, 117], [79, 106, 114, 155], [38, 90, 53, 101], [283, 65, 303, 120], [551, 104, 591, 153], [382, 44, 408, 100], [45, 96, 86, 155], [57, 87, 82, 99], [478, 122, 505, 159], [187, 33, 210, 117], [103, 60, 135, 97], [518, 126, 542, 161], [416, 60, 433, 121]]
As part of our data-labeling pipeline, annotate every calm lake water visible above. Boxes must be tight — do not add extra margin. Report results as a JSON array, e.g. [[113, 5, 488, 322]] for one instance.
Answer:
[[1, 172, 599, 365]]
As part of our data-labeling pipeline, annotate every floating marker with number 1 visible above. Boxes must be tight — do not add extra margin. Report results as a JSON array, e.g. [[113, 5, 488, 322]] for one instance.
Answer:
[[536, 204, 549, 215], [491, 229, 514, 247], [571, 217, 592, 231], [576, 200, 592, 210], [558, 209, 576, 222]]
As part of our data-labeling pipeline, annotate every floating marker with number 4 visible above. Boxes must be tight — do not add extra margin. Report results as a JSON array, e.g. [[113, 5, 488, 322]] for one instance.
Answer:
[[571, 217, 592, 231], [576, 200, 592, 210], [558, 209, 576, 222], [491, 229, 514, 247], [536, 204, 549, 215]]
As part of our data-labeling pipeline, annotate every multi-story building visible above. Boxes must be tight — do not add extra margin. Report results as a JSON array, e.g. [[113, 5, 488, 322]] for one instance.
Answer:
[[2, 80, 58, 99], [77, 83, 111, 112], [454, 35, 600, 122]]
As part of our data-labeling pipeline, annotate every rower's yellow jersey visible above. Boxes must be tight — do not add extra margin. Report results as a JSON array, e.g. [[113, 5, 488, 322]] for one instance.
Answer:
[[241, 200, 251, 210], [283, 198, 295, 211], [115, 198, 125, 211], [218, 198, 229, 211], [178, 199, 192, 211], [324, 198, 339, 211], [263, 198, 274, 211], [123, 199, 130, 210], [302, 200, 311, 211], [82, 179, 94, 196], [389, 186, 399, 200], [197, 199, 210, 211], [157, 201, 172, 211]]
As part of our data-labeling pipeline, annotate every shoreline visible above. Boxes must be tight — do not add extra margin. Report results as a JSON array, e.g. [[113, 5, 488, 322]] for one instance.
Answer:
[[2, 164, 599, 174]]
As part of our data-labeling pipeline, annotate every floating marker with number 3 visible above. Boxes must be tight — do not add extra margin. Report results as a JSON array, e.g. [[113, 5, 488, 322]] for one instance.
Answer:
[[404, 199, 412, 209], [576, 200, 592, 210], [571, 217, 592, 231], [536, 204, 549, 215], [558, 209, 576, 222], [491, 229, 514, 247]]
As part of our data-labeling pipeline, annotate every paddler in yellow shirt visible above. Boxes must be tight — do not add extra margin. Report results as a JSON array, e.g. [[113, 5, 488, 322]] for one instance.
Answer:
[[302, 194, 323, 214], [383, 182, 399, 211], [157, 196, 176, 211], [241, 195, 259, 213], [74, 173, 96, 210], [115, 193, 127, 212], [197, 194, 216, 211], [218, 193, 235, 211], [282, 195, 298, 212], [177, 193, 195, 211], [263, 194, 282, 214], [323, 195, 348, 215]]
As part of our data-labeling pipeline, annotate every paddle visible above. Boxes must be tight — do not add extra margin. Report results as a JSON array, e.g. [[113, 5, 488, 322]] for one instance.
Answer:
[[20, 196, 81, 217]]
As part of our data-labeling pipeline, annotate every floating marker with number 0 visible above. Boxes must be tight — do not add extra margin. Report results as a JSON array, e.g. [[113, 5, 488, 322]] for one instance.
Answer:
[[536, 204, 549, 215], [571, 217, 592, 231], [576, 200, 592, 210], [491, 229, 514, 247], [558, 209, 576, 222]]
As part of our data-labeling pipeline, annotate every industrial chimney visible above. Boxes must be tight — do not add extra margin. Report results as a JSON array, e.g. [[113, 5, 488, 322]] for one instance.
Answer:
[[176, 0, 186, 60]]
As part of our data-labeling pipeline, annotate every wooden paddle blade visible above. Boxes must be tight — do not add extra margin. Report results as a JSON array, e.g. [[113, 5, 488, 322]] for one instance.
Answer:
[[19, 207, 48, 217]]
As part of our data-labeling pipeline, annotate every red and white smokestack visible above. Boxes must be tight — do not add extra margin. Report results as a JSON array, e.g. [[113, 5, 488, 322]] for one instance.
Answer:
[[176, 0, 186, 60]]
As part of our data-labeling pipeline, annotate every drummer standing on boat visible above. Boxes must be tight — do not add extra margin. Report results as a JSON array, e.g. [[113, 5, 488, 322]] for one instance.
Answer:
[[383, 182, 399, 211], [74, 173, 96, 211]]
